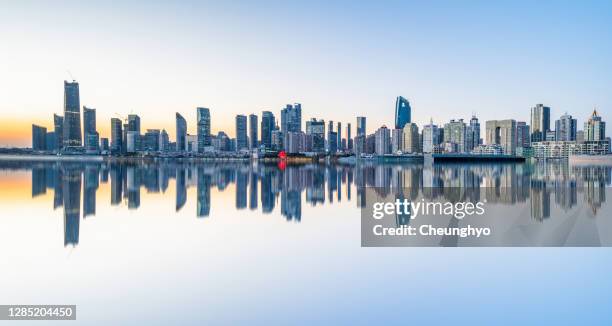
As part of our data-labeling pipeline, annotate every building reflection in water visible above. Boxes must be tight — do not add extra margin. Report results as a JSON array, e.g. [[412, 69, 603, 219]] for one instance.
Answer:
[[1, 159, 609, 247]]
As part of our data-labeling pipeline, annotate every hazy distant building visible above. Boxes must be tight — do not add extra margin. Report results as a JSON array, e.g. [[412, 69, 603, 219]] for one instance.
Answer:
[[176, 113, 187, 152], [261, 111, 275, 149], [465, 115, 480, 152], [422, 120, 439, 153], [197, 107, 211, 151], [555, 113, 577, 141], [62, 80, 82, 147], [375, 126, 391, 155], [249, 114, 258, 149], [585, 110, 606, 141], [110, 118, 123, 153], [357, 116, 366, 137], [444, 119, 467, 153], [394, 96, 411, 129], [530, 104, 550, 142], [306, 118, 325, 153], [486, 119, 517, 155], [235, 115, 248, 151], [32, 124, 47, 150], [402, 123, 419, 153], [516, 121, 530, 148], [281, 103, 302, 133]]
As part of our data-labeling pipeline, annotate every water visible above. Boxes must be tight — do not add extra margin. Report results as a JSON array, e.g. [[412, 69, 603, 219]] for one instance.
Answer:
[[1, 160, 612, 324]]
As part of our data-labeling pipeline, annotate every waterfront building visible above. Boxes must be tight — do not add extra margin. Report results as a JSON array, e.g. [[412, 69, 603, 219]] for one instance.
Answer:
[[422, 120, 439, 153], [394, 96, 411, 129], [516, 121, 530, 148], [144, 129, 161, 151], [585, 110, 606, 141], [110, 118, 123, 153], [261, 111, 275, 149], [391, 128, 403, 153], [402, 123, 419, 154], [286, 131, 305, 154], [375, 125, 391, 155], [327, 121, 337, 153], [127, 114, 141, 151], [443, 119, 467, 153], [45, 132, 56, 151], [197, 107, 211, 151], [337, 122, 342, 152], [271, 129, 283, 151], [365, 134, 376, 154], [187, 134, 198, 152], [546, 130, 556, 141], [32, 124, 47, 150], [530, 103, 550, 142], [83, 106, 96, 138], [472, 144, 503, 155], [160, 129, 169, 152], [347, 123, 352, 151], [54, 114, 64, 150], [485, 119, 517, 155], [306, 118, 325, 153], [466, 115, 481, 152], [100, 138, 109, 151], [280, 103, 302, 133], [85, 132, 99, 153], [235, 115, 248, 151], [176, 113, 187, 152], [63, 80, 82, 147], [555, 113, 577, 141], [357, 117, 366, 137], [249, 114, 258, 149]]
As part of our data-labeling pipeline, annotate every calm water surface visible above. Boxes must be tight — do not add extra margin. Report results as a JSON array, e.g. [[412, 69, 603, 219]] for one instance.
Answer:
[[1, 160, 612, 325]]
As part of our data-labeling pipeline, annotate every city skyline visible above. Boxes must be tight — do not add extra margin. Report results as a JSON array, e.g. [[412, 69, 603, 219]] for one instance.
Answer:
[[1, 1, 611, 146]]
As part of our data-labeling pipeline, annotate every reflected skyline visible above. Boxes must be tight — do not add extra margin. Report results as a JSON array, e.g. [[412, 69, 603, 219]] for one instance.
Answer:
[[4, 160, 612, 247]]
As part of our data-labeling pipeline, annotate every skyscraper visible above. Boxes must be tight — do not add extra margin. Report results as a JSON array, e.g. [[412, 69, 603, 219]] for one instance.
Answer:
[[444, 119, 467, 152], [280, 103, 302, 133], [375, 126, 391, 155], [555, 113, 577, 141], [337, 122, 342, 152], [261, 111, 275, 149], [422, 120, 439, 153], [347, 123, 352, 150], [585, 110, 606, 141], [516, 121, 530, 148], [127, 114, 141, 151], [83, 106, 96, 137], [197, 107, 211, 151], [530, 104, 550, 142], [235, 114, 248, 151], [327, 120, 337, 153], [62, 80, 82, 147], [110, 118, 123, 153], [391, 128, 403, 153], [306, 118, 325, 153], [486, 119, 517, 155], [466, 115, 481, 152], [249, 114, 258, 149], [402, 123, 419, 153], [176, 113, 187, 152], [54, 114, 64, 150], [32, 125, 47, 150], [394, 96, 411, 129], [357, 117, 366, 137]]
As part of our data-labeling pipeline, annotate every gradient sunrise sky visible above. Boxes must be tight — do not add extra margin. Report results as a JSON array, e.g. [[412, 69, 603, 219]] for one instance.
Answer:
[[1, 0, 611, 147]]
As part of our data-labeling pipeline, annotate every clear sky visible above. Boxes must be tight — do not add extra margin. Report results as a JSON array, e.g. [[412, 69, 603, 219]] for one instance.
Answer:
[[1, 0, 611, 147]]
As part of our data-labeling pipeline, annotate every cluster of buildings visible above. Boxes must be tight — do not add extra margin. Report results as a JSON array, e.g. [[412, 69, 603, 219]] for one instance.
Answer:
[[31, 80, 609, 160]]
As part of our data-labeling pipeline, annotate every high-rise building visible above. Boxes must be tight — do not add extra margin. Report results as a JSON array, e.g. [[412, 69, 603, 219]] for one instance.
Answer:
[[391, 128, 403, 153], [261, 111, 275, 149], [394, 96, 411, 129], [444, 119, 467, 152], [46, 131, 56, 151], [530, 104, 550, 142], [83, 106, 96, 138], [516, 121, 530, 148], [176, 113, 187, 152], [197, 107, 211, 151], [327, 120, 337, 153], [422, 120, 439, 153], [486, 119, 517, 155], [53, 114, 64, 150], [375, 126, 391, 155], [160, 129, 169, 151], [32, 124, 47, 150], [402, 123, 419, 153], [466, 115, 481, 152], [100, 137, 109, 151], [585, 110, 606, 141], [337, 122, 342, 152], [357, 117, 366, 137], [235, 115, 248, 151], [280, 103, 302, 133], [62, 80, 82, 147], [306, 118, 325, 153], [249, 114, 258, 149], [144, 129, 161, 151], [555, 113, 577, 141], [347, 123, 353, 150], [110, 118, 123, 153]]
